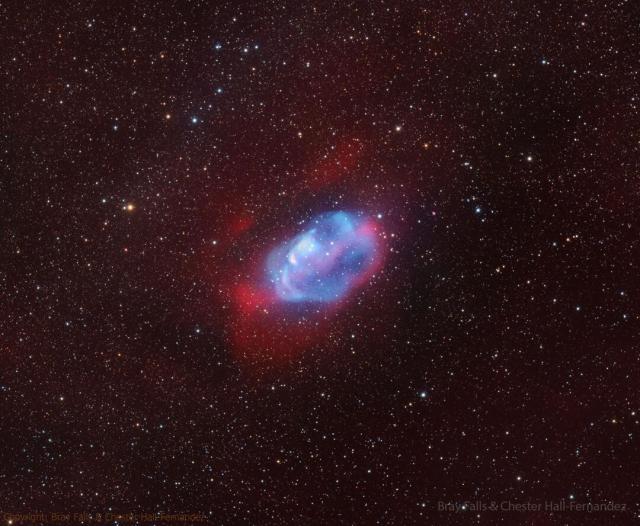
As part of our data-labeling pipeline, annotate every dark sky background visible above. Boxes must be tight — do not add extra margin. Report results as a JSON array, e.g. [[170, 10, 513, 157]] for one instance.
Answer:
[[1, 1, 639, 524]]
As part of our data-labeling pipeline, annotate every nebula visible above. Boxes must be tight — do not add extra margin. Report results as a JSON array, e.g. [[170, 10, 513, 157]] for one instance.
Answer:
[[267, 211, 380, 303], [226, 210, 385, 367]]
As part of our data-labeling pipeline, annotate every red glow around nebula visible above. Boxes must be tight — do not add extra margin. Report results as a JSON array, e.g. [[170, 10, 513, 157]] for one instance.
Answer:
[[226, 215, 386, 370]]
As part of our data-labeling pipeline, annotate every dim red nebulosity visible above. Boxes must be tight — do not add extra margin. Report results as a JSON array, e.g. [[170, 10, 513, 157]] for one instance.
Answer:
[[208, 153, 390, 370]]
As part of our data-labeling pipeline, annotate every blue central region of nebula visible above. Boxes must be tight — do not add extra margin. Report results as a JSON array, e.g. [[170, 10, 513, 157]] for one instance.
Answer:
[[267, 211, 379, 303]]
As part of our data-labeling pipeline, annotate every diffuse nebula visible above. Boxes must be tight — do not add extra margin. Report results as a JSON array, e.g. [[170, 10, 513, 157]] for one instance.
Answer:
[[229, 210, 384, 366], [267, 211, 379, 303]]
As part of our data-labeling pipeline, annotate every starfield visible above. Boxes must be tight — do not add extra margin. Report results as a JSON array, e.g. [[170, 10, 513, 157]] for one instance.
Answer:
[[1, 1, 639, 525]]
